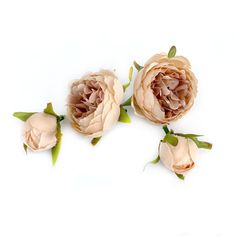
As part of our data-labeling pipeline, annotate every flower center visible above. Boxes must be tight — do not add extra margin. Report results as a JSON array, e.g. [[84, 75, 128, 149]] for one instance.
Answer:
[[151, 70, 191, 118], [69, 80, 104, 119]]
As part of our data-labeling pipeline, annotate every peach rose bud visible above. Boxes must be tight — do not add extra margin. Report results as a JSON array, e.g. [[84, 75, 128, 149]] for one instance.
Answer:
[[146, 125, 212, 180], [159, 135, 197, 174], [23, 113, 57, 151]]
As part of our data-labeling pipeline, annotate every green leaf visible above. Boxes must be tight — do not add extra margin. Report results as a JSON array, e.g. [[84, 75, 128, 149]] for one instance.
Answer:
[[13, 112, 35, 122], [51, 123, 62, 165], [51, 139, 61, 165], [175, 133, 212, 150], [150, 155, 160, 164], [23, 143, 28, 154], [121, 96, 132, 107], [143, 155, 160, 171], [43, 102, 64, 165], [168, 46, 177, 58], [123, 66, 133, 92], [44, 103, 58, 117], [175, 173, 185, 180], [133, 61, 144, 71], [162, 125, 170, 134], [175, 133, 203, 138], [91, 136, 102, 146], [118, 106, 131, 123], [191, 138, 212, 149], [163, 133, 178, 146]]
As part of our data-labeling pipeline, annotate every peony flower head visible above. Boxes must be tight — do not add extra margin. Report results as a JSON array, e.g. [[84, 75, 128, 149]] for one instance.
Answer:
[[13, 103, 64, 165], [132, 47, 197, 124], [159, 135, 197, 174], [146, 125, 212, 180], [23, 112, 57, 151], [68, 70, 124, 138]]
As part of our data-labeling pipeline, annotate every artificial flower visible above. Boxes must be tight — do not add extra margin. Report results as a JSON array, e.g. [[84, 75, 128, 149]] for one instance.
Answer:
[[132, 46, 197, 124], [68, 69, 131, 144], [13, 103, 64, 165], [147, 125, 212, 180]]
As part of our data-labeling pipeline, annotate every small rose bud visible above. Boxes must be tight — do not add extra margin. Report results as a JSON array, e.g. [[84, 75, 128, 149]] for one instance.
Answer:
[[159, 136, 198, 174], [23, 113, 57, 151]]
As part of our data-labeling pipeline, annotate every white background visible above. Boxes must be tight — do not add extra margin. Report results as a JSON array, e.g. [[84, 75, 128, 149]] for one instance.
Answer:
[[0, 0, 235, 235]]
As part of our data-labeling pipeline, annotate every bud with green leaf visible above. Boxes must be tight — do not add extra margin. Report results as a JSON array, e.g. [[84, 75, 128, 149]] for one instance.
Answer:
[[13, 103, 64, 165], [146, 125, 212, 180]]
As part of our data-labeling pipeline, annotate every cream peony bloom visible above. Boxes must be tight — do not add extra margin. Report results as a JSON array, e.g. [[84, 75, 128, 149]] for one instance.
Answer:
[[67, 70, 124, 138], [23, 113, 57, 151], [132, 53, 197, 124], [159, 136, 198, 174]]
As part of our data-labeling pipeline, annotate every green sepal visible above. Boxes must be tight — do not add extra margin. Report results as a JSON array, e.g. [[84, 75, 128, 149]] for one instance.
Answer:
[[168, 46, 177, 58], [191, 138, 212, 149], [91, 136, 102, 146], [150, 155, 160, 164], [23, 143, 28, 154], [175, 133, 203, 138], [51, 122, 62, 165], [45, 103, 64, 165], [118, 106, 131, 123], [163, 133, 178, 146], [121, 96, 132, 107], [13, 112, 36, 122], [175, 173, 185, 180], [133, 61, 144, 71], [44, 102, 58, 117], [143, 155, 160, 171], [175, 133, 212, 150], [123, 66, 133, 92]]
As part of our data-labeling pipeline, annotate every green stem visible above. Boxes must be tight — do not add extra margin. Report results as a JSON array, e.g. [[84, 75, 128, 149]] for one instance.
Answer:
[[162, 125, 170, 134]]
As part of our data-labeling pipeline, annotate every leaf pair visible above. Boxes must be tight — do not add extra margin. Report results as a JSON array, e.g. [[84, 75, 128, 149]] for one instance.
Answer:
[[119, 60, 144, 123], [134, 45, 176, 72], [119, 66, 133, 124], [119, 60, 145, 124]]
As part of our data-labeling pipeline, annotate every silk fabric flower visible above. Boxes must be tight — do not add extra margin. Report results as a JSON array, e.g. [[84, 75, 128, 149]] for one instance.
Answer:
[[23, 113, 57, 151], [132, 52, 197, 124], [68, 70, 124, 138]]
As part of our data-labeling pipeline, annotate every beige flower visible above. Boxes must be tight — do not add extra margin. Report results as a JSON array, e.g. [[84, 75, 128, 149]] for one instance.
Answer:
[[159, 136, 198, 174], [67, 70, 124, 138], [23, 113, 57, 151], [132, 53, 197, 124]]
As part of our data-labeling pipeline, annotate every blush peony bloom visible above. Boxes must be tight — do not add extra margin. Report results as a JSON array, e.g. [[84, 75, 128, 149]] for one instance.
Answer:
[[68, 70, 124, 138], [132, 52, 197, 124], [23, 113, 57, 151]]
